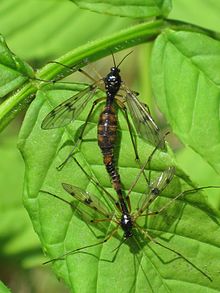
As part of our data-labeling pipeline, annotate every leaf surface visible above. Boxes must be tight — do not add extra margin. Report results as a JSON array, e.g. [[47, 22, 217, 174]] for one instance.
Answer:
[[0, 34, 34, 98], [18, 81, 220, 292], [151, 30, 220, 175], [170, 0, 220, 31], [72, 0, 172, 18], [0, 0, 133, 61]]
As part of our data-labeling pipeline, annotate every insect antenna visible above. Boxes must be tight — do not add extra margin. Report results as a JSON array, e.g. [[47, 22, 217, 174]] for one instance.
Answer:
[[117, 50, 133, 68], [110, 51, 117, 67]]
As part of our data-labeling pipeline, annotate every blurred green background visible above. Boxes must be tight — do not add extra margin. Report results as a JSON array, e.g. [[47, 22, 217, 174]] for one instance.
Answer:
[[1, 0, 220, 292]]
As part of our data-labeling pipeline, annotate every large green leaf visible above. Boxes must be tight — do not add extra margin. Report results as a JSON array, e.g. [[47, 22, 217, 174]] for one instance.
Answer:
[[151, 30, 220, 176], [170, 0, 220, 32], [1, 0, 133, 61], [71, 0, 172, 19], [0, 34, 34, 98], [0, 132, 43, 267], [18, 80, 220, 292], [0, 20, 164, 132]]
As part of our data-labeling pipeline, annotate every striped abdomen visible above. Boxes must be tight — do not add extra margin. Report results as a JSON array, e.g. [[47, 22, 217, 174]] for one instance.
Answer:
[[97, 104, 122, 196]]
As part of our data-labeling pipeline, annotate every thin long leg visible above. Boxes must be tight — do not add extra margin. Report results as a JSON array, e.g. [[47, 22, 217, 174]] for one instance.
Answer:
[[78, 68, 98, 82], [135, 224, 212, 281], [91, 218, 114, 223], [126, 135, 166, 200], [141, 185, 220, 217], [40, 186, 118, 223], [117, 100, 140, 162], [90, 66, 103, 80], [57, 96, 105, 170], [147, 132, 169, 185], [73, 157, 120, 211], [116, 98, 150, 185], [43, 224, 120, 264], [47, 61, 98, 82], [40, 190, 73, 207]]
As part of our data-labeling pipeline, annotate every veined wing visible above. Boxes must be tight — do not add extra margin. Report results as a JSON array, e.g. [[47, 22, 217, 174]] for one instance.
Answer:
[[135, 167, 175, 216], [62, 183, 112, 218], [123, 85, 165, 149], [41, 84, 97, 129], [149, 166, 175, 197]]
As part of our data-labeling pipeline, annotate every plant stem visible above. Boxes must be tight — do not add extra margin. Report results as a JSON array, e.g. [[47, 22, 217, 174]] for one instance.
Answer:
[[0, 19, 165, 132]]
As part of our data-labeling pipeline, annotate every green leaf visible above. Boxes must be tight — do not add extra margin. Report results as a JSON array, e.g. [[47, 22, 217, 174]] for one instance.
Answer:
[[0, 281, 11, 293], [1, 0, 133, 61], [0, 20, 164, 132], [18, 81, 220, 292], [170, 0, 220, 32], [0, 34, 34, 98], [71, 0, 172, 19], [176, 146, 220, 208], [0, 133, 43, 267], [151, 30, 220, 175]]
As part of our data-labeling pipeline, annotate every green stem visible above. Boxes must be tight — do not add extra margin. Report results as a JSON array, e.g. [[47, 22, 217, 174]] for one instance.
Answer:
[[0, 19, 165, 132], [37, 19, 165, 80], [1, 16, 220, 132], [166, 18, 220, 40]]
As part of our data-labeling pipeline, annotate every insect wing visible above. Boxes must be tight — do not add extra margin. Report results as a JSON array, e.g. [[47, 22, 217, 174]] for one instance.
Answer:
[[135, 167, 175, 216], [149, 166, 175, 196], [124, 86, 165, 149], [62, 183, 111, 218], [41, 85, 97, 129]]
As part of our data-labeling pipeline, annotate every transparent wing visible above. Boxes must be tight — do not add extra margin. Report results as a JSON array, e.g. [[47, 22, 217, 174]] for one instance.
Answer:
[[149, 166, 175, 195], [123, 86, 165, 149], [62, 183, 112, 218], [135, 167, 176, 216], [41, 85, 97, 129]]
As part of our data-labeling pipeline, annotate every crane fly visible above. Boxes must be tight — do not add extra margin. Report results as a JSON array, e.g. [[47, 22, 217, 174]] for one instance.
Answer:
[[40, 148, 218, 281], [41, 53, 165, 203], [41, 53, 164, 150]]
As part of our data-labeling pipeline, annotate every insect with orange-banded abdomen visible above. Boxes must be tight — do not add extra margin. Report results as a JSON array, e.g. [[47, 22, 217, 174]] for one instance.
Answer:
[[41, 53, 165, 207], [40, 148, 219, 282]]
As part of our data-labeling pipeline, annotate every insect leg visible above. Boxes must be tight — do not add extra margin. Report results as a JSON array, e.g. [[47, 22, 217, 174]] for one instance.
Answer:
[[144, 132, 169, 184], [116, 98, 140, 161], [40, 190, 73, 207], [135, 223, 212, 281], [47, 61, 97, 82], [43, 224, 120, 264], [57, 96, 106, 170], [142, 185, 220, 218], [116, 97, 150, 188], [73, 157, 121, 211], [78, 68, 98, 82], [126, 135, 166, 201]]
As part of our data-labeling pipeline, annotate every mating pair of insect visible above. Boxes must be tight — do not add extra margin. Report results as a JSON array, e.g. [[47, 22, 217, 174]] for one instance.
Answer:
[[40, 53, 214, 280], [41, 51, 165, 221]]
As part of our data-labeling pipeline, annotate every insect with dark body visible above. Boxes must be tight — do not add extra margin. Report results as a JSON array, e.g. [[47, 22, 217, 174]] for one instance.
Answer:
[[41, 53, 165, 206], [41, 149, 216, 282]]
